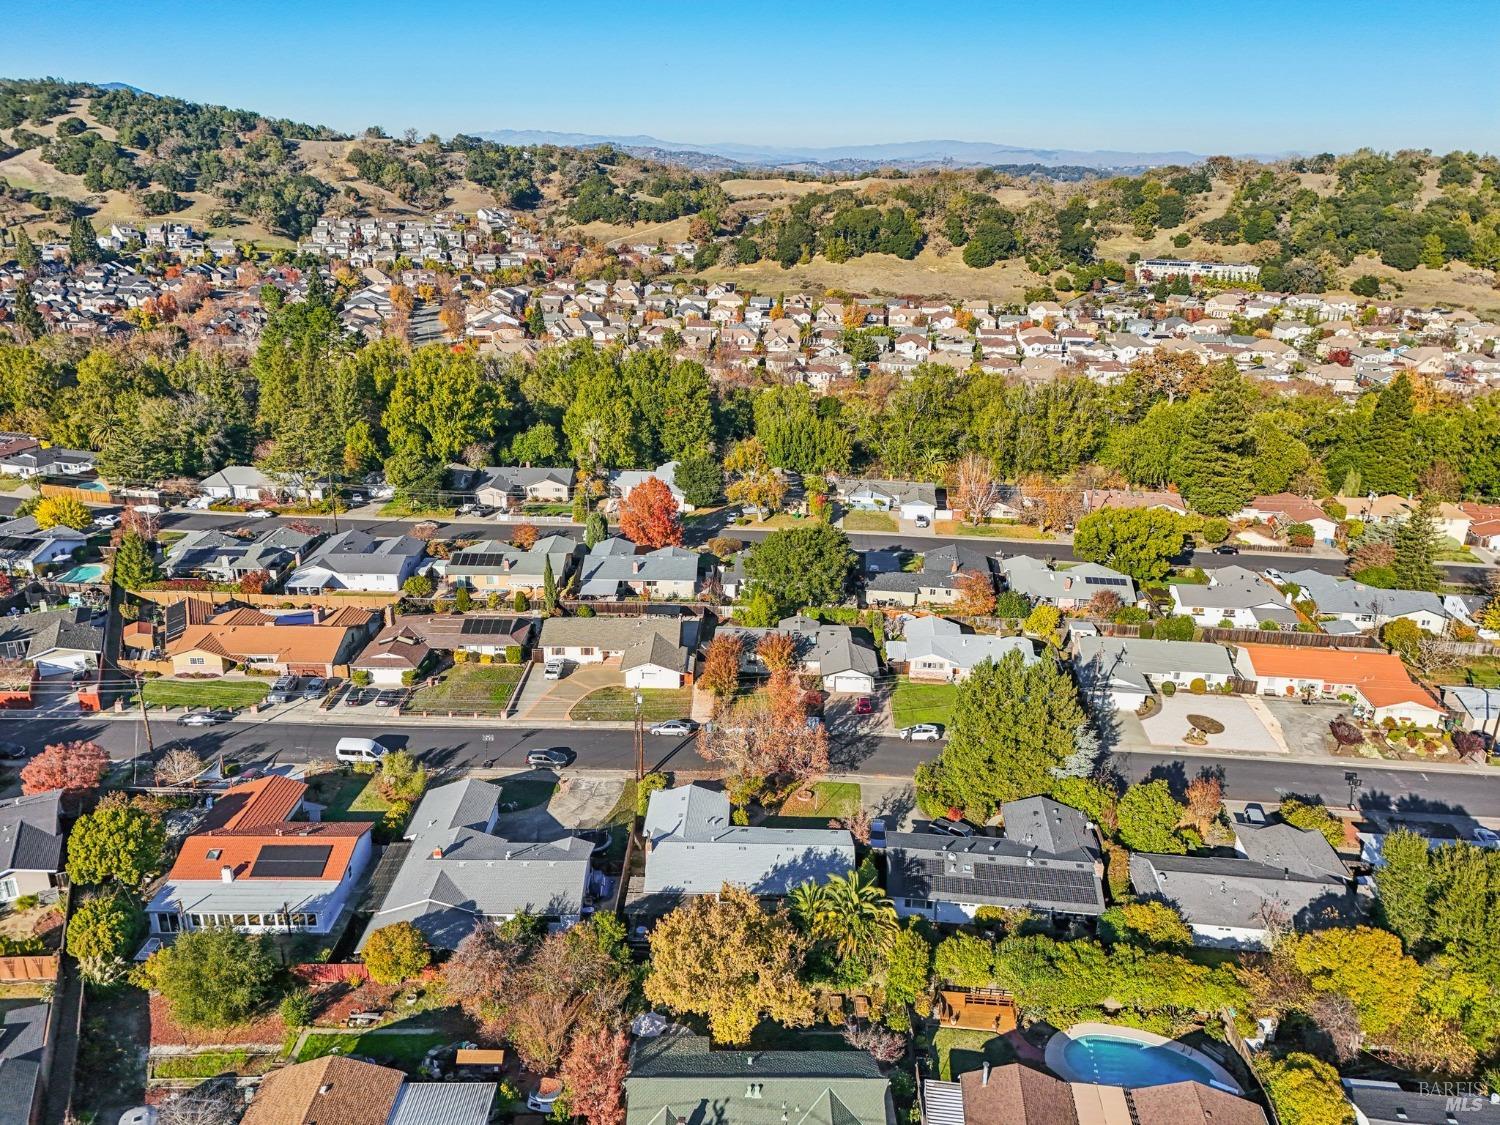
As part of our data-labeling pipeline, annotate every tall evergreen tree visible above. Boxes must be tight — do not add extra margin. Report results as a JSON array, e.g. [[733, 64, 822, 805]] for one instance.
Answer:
[[1361, 373, 1420, 493], [12, 281, 45, 341], [14, 228, 38, 270], [1392, 493, 1441, 591], [69, 216, 99, 263], [1374, 829, 1433, 952], [584, 509, 607, 548], [542, 555, 558, 613], [110, 531, 161, 592], [1170, 365, 1254, 516]]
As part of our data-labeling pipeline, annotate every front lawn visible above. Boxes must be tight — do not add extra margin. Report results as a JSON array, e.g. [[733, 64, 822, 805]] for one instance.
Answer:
[[138, 678, 269, 709], [295, 1029, 450, 1071], [151, 1051, 277, 1079], [765, 781, 861, 827], [302, 771, 392, 822], [496, 777, 558, 810], [934, 519, 1052, 540], [570, 686, 693, 722], [842, 510, 898, 532], [891, 679, 959, 728], [407, 663, 524, 714], [1429, 657, 1500, 688], [378, 500, 457, 519]]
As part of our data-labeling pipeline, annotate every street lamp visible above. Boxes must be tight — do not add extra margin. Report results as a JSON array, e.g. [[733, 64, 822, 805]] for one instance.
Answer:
[[1344, 770, 1362, 811]]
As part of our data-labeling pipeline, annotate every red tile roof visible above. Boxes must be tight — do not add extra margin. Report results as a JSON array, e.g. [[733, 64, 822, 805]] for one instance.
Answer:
[[199, 776, 307, 832], [1236, 644, 1440, 711], [169, 820, 370, 882]]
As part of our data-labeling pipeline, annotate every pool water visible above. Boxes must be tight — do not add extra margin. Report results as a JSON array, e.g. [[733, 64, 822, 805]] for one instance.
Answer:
[[54, 563, 106, 583], [1060, 1033, 1222, 1089]]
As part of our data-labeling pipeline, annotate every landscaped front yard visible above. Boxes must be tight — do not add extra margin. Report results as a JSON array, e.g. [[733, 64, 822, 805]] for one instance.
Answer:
[[407, 662, 524, 714], [764, 781, 861, 827], [302, 770, 392, 822], [571, 686, 693, 722], [934, 519, 1052, 540], [892, 679, 959, 728], [138, 678, 270, 709]]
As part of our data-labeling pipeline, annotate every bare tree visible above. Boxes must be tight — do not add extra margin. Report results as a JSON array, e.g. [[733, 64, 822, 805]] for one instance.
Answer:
[[156, 1080, 244, 1125], [949, 453, 999, 527], [155, 748, 207, 787], [842, 1019, 907, 1064]]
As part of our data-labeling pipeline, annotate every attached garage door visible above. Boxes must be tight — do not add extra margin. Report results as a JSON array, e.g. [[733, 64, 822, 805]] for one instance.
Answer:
[[826, 672, 873, 694], [626, 665, 682, 690]]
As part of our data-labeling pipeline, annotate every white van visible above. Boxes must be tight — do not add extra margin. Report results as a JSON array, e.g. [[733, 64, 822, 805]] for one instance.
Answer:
[[335, 737, 386, 764], [543, 659, 567, 680]]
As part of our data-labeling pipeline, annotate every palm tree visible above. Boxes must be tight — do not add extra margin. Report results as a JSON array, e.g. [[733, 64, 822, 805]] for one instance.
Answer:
[[787, 881, 823, 935], [806, 869, 898, 964]]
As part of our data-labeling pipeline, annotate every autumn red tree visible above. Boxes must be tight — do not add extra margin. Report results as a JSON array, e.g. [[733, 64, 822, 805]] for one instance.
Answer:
[[511, 523, 540, 550], [22, 740, 109, 797], [755, 631, 798, 673], [700, 668, 829, 788], [618, 477, 683, 548], [560, 1028, 629, 1125], [700, 634, 743, 699], [953, 571, 997, 616]]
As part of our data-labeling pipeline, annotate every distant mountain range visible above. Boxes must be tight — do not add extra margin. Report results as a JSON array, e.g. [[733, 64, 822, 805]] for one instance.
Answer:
[[475, 130, 1276, 173]]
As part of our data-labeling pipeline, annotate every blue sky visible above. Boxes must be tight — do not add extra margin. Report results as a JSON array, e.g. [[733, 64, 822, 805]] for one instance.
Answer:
[[4, 0, 1497, 154]]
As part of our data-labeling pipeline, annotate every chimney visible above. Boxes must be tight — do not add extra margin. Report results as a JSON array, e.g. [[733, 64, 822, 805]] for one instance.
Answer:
[[981, 1062, 990, 1086], [220, 865, 233, 883], [1062, 576, 1073, 590], [319, 1083, 333, 1095], [431, 847, 443, 859]]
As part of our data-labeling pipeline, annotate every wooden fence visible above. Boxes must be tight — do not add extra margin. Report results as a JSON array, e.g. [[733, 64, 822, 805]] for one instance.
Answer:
[[1102, 621, 1382, 650], [290, 962, 366, 984], [0, 955, 59, 981], [136, 588, 399, 611]]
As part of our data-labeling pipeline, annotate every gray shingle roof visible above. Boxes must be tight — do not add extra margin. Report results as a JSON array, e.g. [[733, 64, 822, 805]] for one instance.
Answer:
[[1343, 1079, 1500, 1125], [1129, 848, 1353, 931], [0, 792, 63, 874], [627, 1035, 890, 1125], [0, 606, 103, 660], [359, 780, 592, 951], [998, 556, 1136, 603], [884, 617, 1036, 672], [1283, 568, 1446, 620]]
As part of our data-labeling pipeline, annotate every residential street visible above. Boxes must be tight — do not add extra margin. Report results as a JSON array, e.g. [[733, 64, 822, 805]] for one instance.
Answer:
[[6, 712, 1498, 819]]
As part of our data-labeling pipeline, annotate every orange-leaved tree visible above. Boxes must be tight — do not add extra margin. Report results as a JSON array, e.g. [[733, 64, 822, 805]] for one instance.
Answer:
[[619, 477, 683, 548], [22, 740, 109, 798]]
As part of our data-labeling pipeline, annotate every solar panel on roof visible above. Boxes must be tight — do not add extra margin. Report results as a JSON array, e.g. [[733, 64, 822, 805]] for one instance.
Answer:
[[913, 855, 1100, 907], [453, 552, 510, 568], [460, 617, 510, 636], [250, 843, 333, 878], [1084, 576, 1130, 587]]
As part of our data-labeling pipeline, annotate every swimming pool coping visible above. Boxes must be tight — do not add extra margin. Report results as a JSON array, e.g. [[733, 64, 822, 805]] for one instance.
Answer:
[[1043, 1021, 1244, 1095]]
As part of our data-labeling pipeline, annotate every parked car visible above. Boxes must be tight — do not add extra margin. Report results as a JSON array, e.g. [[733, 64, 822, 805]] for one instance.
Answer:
[[372, 689, 403, 708], [1471, 827, 1499, 849], [350, 493, 367, 505], [301, 677, 328, 700], [1242, 802, 1268, 826], [245, 509, 274, 520], [526, 747, 572, 768], [913, 514, 931, 528], [265, 675, 300, 704], [853, 696, 875, 716], [898, 723, 943, 741], [1212, 544, 1239, 555], [343, 687, 376, 707], [0, 741, 28, 760], [649, 719, 698, 737], [91, 513, 119, 529], [543, 659, 568, 680], [335, 737, 386, 764], [176, 709, 235, 726], [184, 496, 211, 510], [928, 816, 978, 837]]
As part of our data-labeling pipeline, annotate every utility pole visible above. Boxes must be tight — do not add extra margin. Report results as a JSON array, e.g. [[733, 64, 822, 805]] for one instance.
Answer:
[[634, 689, 645, 781], [329, 471, 340, 535], [135, 673, 155, 785]]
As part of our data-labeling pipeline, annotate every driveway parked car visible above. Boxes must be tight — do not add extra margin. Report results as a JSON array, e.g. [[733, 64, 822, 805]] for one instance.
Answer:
[[372, 689, 403, 708], [853, 696, 875, 716], [343, 688, 376, 707], [649, 719, 698, 737], [898, 723, 944, 741], [176, 709, 235, 726], [91, 513, 119, 529], [301, 677, 328, 700], [265, 675, 300, 703], [526, 747, 572, 768], [928, 816, 978, 837]]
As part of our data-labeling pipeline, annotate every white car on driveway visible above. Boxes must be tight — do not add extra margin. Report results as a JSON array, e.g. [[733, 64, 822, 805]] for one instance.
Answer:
[[898, 723, 944, 742]]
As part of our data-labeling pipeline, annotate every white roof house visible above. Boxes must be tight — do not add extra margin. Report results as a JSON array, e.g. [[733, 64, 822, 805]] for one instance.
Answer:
[[885, 616, 1038, 682]]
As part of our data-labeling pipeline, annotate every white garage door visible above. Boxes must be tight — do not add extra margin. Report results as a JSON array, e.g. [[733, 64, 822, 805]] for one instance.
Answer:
[[626, 665, 682, 690], [826, 672, 872, 695]]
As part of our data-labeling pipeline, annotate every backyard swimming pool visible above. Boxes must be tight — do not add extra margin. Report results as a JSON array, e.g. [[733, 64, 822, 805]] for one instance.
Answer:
[[1045, 1024, 1242, 1092], [54, 563, 106, 584]]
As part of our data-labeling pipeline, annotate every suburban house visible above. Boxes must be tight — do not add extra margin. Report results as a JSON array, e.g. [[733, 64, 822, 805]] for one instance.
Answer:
[[1279, 569, 1450, 633], [283, 529, 426, 594], [1341, 1078, 1500, 1125], [1441, 685, 1500, 733], [1336, 494, 1473, 545], [0, 516, 87, 575], [1168, 566, 1300, 629], [199, 464, 322, 502], [882, 796, 1106, 923], [1130, 820, 1352, 949], [162, 528, 300, 583], [612, 461, 694, 511], [352, 615, 531, 685], [864, 544, 993, 608], [1072, 635, 1238, 711], [0, 446, 95, 480], [885, 616, 1037, 682], [1234, 643, 1445, 724], [444, 536, 582, 595], [1082, 489, 1190, 517], [833, 477, 942, 523], [997, 555, 1136, 609], [1235, 493, 1339, 543], [0, 792, 64, 905], [0, 606, 104, 675], [576, 539, 707, 600], [923, 1064, 1267, 1125], [147, 775, 374, 937], [538, 614, 700, 689], [472, 465, 576, 508], [359, 779, 595, 951], [628, 784, 855, 922], [241, 1055, 496, 1125], [626, 1035, 893, 1125], [0, 1000, 49, 1125], [163, 605, 380, 676]]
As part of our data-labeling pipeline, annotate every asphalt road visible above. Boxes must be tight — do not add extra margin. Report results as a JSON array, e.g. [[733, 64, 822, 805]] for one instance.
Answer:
[[9, 713, 1498, 820]]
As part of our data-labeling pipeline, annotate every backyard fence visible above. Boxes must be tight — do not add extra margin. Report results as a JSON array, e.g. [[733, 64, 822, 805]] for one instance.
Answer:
[[1101, 621, 1382, 650], [0, 955, 58, 982], [290, 962, 366, 984]]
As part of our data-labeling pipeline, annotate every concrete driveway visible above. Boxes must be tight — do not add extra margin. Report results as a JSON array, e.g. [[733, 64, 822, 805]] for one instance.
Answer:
[[1141, 694, 1286, 754], [514, 663, 619, 721], [492, 774, 628, 839]]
